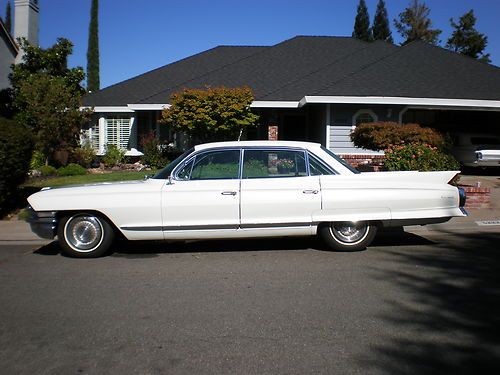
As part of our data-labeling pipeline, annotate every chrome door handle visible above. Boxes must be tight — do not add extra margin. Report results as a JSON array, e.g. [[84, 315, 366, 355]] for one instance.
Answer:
[[303, 189, 319, 194], [221, 191, 237, 196]]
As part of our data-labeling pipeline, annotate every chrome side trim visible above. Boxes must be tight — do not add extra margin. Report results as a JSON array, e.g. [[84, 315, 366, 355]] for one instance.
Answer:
[[120, 223, 314, 232]]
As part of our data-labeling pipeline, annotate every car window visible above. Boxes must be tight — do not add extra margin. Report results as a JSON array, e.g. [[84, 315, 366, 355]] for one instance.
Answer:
[[153, 148, 194, 179], [181, 150, 240, 180], [309, 153, 335, 175], [320, 146, 360, 174], [242, 149, 307, 179]]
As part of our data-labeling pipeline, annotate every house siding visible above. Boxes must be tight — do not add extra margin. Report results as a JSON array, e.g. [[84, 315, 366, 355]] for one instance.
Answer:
[[328, 104, 405, 154], [0, 30, 16, 89]]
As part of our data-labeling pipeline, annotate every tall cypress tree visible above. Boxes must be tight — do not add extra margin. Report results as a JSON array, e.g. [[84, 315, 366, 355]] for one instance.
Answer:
[[372, 0, 393, 43], [394, 0, 441, 45], [5, 1, 12, 34], [352, 0, 372, 42], [86, 0, 100, 92], [446, 10, 490, 63]]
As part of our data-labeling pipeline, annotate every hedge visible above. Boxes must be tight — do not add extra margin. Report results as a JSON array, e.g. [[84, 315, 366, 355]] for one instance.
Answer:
[[351, 122, 447, 151], [0, 118, 33, 213]]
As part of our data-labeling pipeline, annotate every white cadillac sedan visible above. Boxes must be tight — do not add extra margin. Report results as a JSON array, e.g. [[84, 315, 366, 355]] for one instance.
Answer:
[[27, 141, 467, 258]]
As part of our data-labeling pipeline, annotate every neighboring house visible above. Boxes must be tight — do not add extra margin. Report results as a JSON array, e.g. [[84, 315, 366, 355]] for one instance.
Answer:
[[82, 36, 500, 159], [0, 0, 39, 90]]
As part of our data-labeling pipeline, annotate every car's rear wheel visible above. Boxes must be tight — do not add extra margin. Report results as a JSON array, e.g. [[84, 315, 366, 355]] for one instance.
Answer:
[[319, 221, 377, 251], [57, 213, 115, 258]]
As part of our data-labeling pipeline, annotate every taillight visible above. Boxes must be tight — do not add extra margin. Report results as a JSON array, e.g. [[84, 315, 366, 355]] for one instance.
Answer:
[[458, 187, 466, 207]]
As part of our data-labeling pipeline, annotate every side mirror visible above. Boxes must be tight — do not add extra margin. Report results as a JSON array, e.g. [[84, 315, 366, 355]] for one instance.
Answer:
[[167, 175, 174, 185]]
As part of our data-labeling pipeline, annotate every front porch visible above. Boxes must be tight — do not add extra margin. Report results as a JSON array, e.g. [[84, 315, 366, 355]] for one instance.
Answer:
[[82, 104, 500, 163]]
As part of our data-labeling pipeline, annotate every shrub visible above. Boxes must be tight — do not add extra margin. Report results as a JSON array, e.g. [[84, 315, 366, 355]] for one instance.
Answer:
[[102, 144, 125, 166], [71, 144, 96, 168], [39, 165, 58, 176], [140, 131, 167, 168], [351, 122, 446, 151], [30, 150, 46, 170], [0, 118, 33, 212], [57, 163, 87, 176], [384, 143, 460, 171]]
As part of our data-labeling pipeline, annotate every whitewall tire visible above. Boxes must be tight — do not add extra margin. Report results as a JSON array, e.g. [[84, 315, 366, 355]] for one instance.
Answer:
[[319, 221, 377, 251], [57, 213, 115, 258]]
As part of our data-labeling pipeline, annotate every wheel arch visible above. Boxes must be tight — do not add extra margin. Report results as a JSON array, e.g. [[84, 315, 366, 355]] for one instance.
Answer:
[[55, 210, 127, 240]]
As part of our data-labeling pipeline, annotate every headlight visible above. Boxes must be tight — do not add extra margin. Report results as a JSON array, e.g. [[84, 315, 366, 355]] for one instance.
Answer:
[[476, 152, 483, 160]]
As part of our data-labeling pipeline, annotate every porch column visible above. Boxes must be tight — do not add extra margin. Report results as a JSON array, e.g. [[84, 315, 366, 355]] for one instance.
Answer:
[[325, 104, 331, 149], [98, 116, 106, 154], [129, 116, 137, 149]]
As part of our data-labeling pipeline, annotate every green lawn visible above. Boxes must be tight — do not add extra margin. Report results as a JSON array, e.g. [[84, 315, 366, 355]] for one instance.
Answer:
[[24, 170, 156, 188]]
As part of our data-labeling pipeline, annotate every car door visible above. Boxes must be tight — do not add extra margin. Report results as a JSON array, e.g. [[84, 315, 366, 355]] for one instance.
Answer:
[[240, 148, 321, 228], [161, 149, 241, 238]]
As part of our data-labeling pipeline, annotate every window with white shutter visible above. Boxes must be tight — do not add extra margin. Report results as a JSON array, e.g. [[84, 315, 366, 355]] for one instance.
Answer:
[[106, 117, 131, 150]]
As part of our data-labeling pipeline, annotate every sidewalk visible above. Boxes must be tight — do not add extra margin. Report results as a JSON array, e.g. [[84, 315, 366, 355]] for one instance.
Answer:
[[0, 220, 51, 245], [1, 208, 499, 245]]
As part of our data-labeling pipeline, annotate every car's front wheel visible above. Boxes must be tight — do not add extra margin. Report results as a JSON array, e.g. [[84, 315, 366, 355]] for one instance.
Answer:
[[57, 213, 115, 258], [319, 221, 377, 251]]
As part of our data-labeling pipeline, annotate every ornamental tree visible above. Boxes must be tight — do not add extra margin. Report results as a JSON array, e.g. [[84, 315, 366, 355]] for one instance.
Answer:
[[11, 38, 91, 164], [161, 87, 259, 144]]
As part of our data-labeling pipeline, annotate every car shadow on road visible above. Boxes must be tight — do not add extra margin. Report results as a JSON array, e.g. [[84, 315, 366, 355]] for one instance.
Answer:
[[361, 230, 500, 374], [34, 228, 434, 259]]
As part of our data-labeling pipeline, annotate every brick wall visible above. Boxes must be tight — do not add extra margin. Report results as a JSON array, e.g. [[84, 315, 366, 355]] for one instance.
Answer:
[[459, 185, 491, 209], [340, 154, 385, 171]]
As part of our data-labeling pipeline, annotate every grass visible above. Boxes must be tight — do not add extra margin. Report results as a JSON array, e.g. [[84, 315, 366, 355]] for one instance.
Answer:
[[23, 170, 156, 188]]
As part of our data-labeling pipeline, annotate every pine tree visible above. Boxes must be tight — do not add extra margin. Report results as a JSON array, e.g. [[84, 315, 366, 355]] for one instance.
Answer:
[[372, 0, 393, 43], [5, 1, 12, 34], [86, 0, 100, 92], [352, 0, 372, 42], [446, 10, 490, 63], [394, 0, 441, 45]]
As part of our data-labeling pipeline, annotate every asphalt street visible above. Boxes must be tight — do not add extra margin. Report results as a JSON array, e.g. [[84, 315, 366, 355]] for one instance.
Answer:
[[1, 229, 500, 375]]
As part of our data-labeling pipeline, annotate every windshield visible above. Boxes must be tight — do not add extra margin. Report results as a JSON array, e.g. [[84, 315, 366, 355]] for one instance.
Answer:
[[152, 148, 194, 179], [320, 146, 360, 174]]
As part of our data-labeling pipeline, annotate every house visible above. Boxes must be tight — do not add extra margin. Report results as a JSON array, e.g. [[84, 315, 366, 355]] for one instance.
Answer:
[[82, 36, 500, 161], [0, 0, 39, 90]]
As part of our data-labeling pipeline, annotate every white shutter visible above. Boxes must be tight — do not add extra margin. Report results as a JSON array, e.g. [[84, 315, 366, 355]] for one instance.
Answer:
[[105, 117, 131, 150]]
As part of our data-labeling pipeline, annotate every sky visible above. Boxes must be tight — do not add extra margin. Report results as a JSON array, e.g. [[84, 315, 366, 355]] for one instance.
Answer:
[[2, 0, 499, 89]]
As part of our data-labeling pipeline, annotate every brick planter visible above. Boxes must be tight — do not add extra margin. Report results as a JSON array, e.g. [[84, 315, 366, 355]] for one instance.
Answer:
[[339, 154, 385, 168], [458, 185, 491, 209]]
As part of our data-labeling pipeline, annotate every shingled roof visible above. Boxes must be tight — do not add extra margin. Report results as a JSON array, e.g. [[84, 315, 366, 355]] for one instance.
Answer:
[[83, 36, 500, 107]]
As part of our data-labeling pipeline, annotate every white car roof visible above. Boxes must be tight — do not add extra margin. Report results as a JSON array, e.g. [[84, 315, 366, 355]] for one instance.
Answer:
[[194, 140, 323, 151]]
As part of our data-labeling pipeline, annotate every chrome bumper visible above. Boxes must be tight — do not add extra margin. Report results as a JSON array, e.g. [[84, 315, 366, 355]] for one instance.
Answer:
[[25, 206, 57, 239]]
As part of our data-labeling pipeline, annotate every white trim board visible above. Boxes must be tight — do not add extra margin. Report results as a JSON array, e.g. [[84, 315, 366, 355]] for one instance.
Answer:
[[81, 106, 134, 113], [252, 96, 500, 109], [250, 101, 300, 108], [128, 104, 170, 111], [302, 96, 500, 109]]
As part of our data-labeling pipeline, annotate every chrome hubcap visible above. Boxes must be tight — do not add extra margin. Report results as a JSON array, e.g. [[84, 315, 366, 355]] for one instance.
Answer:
[[65, 216, 103, 252], [330, 222, 368, 244]]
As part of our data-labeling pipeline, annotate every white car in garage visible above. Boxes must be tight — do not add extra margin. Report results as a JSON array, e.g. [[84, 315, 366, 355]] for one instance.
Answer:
[[27, 141, 466, 257], [451, 133, 500, 168]]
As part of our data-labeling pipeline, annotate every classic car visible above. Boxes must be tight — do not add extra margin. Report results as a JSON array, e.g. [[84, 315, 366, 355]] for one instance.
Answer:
[[26, 140, 467, 258], [451, 133, 500, 168], [475, 149, 500, 168]]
